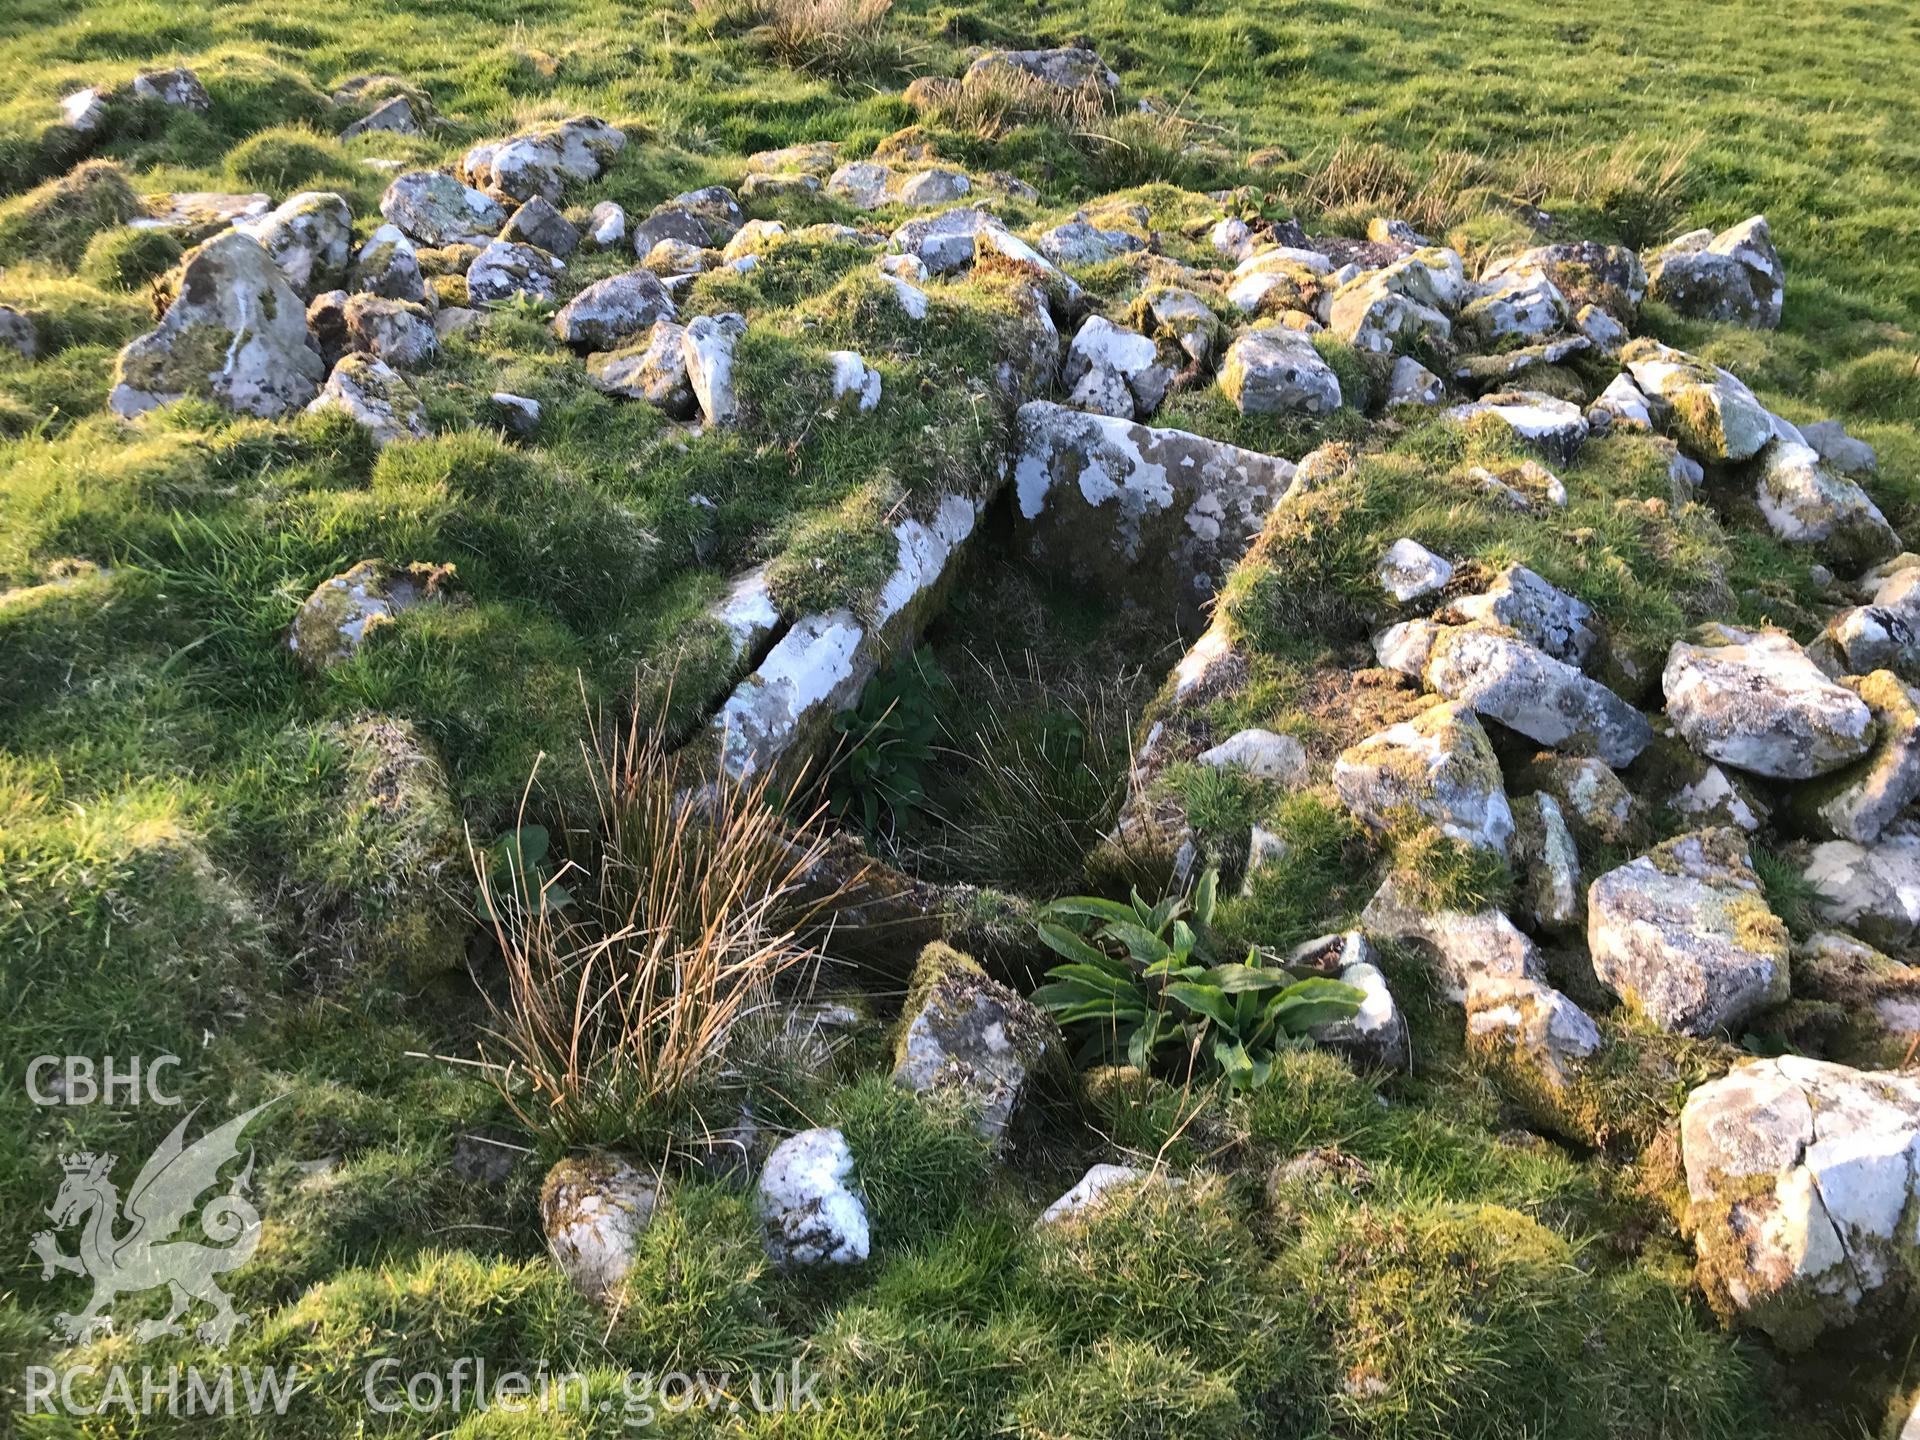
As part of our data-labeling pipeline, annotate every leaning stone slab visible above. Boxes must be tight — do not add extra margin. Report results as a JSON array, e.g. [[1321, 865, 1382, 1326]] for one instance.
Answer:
[[1587, 828, 1789, 1035], [1424, 627, 1651, 767], [110, 230, 325, 419], [1681, 1055, 1920, 1349], [1011, 400, 1295, 627]]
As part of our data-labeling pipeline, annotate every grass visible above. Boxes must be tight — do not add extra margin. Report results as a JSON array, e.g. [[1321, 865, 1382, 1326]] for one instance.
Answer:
[[1, 0, 1917, 1433]]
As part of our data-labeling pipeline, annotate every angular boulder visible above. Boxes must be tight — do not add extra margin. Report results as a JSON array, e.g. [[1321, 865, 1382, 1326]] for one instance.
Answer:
[[1511, 791, 1581, 932], [1663, 624, 1875, 780], [587, 319, 695, 416], [1333, 701, 1515, 853], [1622, 339, 1773, 463], [1062, 315, 1172, 420], [1424, 627, 1652, 767], [1587, 828, 1790, 1035], [306, 353, 427, 447], [1218, 325, 1342, 416], [1648, 215, 1784, 329], [552, 270, 677, 351], [1755, 439, 1900, 572], [1360, 875, 1545, 1001], [466, 240, 565, 304], [461, 115, 625, 204], [1437, 564, 1598, 669], [1803, 828, 1920, 949], [892, 943, 1060, 1141], [379, 171, 507, 248], [1791, 671, 1920, 844], [1681, 1056, 1920, 1348], [236, 190, 354, 299]]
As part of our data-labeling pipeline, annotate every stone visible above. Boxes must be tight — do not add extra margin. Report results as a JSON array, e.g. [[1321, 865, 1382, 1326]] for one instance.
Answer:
[[539, 1154, 657, 1303], [1443, 390, 1588, 465], [379, 171, 507, 248], [433, 306, 483, 339], [305, 289, 349, 369], [490, 391, 541, 439], [59, 88, 106, 133], [1010, 400, 1296, 627], [724, 219, 787, 262], [1465, 975, 1602, 1090], [1302, 933, 1411, 1071], [586, 320, 695, 417], [586, 201, 627, 250], [287, 559, 450, 668], [1801, 419, 1878, 478], [1812, 604, 1920, 684], [1648, 215, 1784, 328], [1482, 242, 1647, 321], [1663, 624, 1875, 779], [880, 272, 930, 320], [1670, 761, 1770, 834], [306, 353, 428, 447], [501, 196, 580, 257], [1039, 219, 1144, 266], [1622, 339, 1773, 463], [1361, 875, 1545, 1000], [1063, 316, 1172, 420], [1437, 564, 1598, 668], [1, 305, 37, 361], [130, 67, 210, 111], [747, 140, 840, 176], [827, 350, 882, 413], [892, 943, 1059, 1141], [1588, 372, 1653, 431], [1804, 828, 1920, 949], [1681, 1056, 1920, 1347], [632, 186, 744, 252], [1368, 216, 1427, 246], [890, 206, 1007, 275], [1574, 304, 1628, 352], [1511, 791, 1581, 932], [460, 115, 625, 204], [1522, 755, 1633, 847], [1460, 272, 1570, 344], [552, 270, 677, 351], [827, 161, 971, 211], [1386, 355, 1445, 406], [1373, 618, 1444, 679], [683, 312, 745, 427], [232, 191, 353, 299], [1133, 286, 1222, 366], [341, 294, 437, 369], [1587, 828, 1790, 1035], [1197, 727, 1307, 783], [962, 46, 1119, 95], [1218, 325, 1342, 416], [1467, 459, 1567, 511], [128, 191, 272, 239], [1328, 273, 1451, 355], [1037, 1164, 1163, 1225], [641, 237, 709, 276], [1377, 538, 1453, 602], [339, 95, 420, 141], [351, 224, 429, 305], [715, 613, 871, 776], [1792, 672, 1920, 844], [109, 230, 325, 420], [466, 240, 565, 304], [1335, 701, 1514, 853], [1425, 628, 1652, 767], [1209, 217, 1254, 263], [1755, 440, 1900, 572], [758, 1127, 869, 1266]]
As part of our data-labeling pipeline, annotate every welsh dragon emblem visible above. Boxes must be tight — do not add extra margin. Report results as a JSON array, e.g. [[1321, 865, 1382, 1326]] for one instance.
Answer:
[[30, 1099, 278, 1345]]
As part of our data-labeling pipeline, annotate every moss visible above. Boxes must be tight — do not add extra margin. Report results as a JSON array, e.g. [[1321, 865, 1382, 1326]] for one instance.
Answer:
[[1006, 1338, 1248, 1439], [0, 159, 142, 270]]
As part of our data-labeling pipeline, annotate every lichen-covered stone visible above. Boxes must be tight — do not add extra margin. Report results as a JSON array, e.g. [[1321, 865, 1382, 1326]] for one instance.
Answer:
[[1587, 828, 1790, 1035], [379, 170, 507, 248], [962, 46, 1119, 94], [1218, 324, 1342, 416], [1681, 1055, 1920, 1349], [236, 190, 353, 299], [758, 1127, 869, 1266], [342, 293, 437, 368], [350, 223, 429, 305], [1803, 826, 1920, 949], [1360, 875, 1545, 1000], [287, 559, 452, 669], [1334, 700, 1515, 853], [1301, 933, 1410, 1071], [683, 312, 745, 427], [587, 319, 695, 417], [1437, 564, 1597, 668], [540, 1153, 658, 1303], [306, 353, 427, 447], [1012, 400, 1295, 627], [1791, 671, 1920, 844], [466, 239, 565, 303], [1063, 315, 1172, 421], [1441, 390, 1589, 465], [502, 195, 580, 257], [1519, 754, 1634, 847], [1755, 439, 1900, 573], [1511, 791, 1581, 932], [1622, 338, 1773, 463], [552, 269, 677, 351], [1425, 627, 1651, 767], [892, 942, 1061, 1140], [110, 230, 325, 419], [1648, 215, 1784, 328], [461, 115, 626, 204], [1377, 537, 1452, 601], [1466, 974, 1602, 1096], [1482, 241, 1647, 321], [1198, 727, 1307, 783], [1663, 623, 1875, 780]]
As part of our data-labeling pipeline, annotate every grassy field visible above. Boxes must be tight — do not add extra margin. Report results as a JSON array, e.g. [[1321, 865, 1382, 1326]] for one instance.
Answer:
[[4, 0, 1920, 1434]]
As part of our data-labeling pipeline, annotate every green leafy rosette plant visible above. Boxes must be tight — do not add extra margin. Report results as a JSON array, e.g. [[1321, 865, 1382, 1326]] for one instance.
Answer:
[[1031, 868, 1363, 1091]]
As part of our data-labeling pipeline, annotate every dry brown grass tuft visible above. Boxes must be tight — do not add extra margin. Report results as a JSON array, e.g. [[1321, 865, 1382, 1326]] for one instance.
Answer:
[[475, 695, 852, 1150], [694, 0, 909, 77]]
